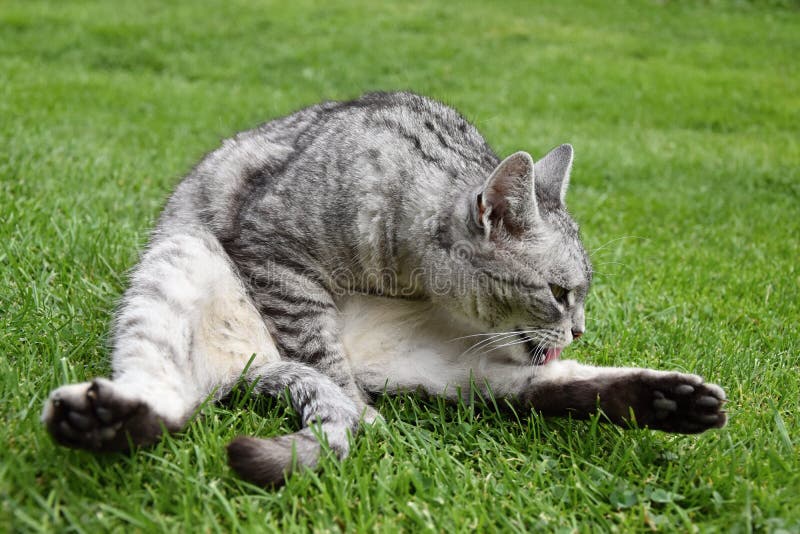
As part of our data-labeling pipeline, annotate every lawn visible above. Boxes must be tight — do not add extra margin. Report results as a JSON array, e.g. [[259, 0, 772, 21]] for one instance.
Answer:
[[1, 0, 798, 531]]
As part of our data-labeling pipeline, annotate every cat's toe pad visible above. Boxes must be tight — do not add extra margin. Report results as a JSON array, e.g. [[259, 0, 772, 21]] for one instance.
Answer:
[[641, 372, 727, 434], [42, 378, 156, 452]]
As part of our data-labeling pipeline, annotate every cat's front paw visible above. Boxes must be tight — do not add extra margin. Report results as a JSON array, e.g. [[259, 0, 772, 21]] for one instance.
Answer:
[[42, 378, 164, 452], [634, 371, 727, 434]]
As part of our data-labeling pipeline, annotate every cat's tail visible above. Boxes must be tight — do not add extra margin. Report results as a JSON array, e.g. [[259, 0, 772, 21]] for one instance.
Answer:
[[226, 360, 361, 486]]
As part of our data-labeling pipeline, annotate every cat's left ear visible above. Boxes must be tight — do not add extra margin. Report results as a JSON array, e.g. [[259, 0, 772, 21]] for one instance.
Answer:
[[475, 151, 536, 237], [534, 144, 574, 205]]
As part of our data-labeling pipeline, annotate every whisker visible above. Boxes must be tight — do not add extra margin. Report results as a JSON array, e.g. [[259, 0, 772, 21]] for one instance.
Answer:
[[484, 337, 532, 353], [454, 326, 565, 359], [590, 270, 618, 278], [461, 328, 548, 358], [462, 331, 525, 357], [449, 330, 526, 342], [590, 235, 647, 256], [483, 330, 559, 355]]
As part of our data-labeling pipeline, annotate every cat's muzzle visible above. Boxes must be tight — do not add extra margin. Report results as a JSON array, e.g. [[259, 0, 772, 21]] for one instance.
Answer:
[[521, 335, 563, 365]]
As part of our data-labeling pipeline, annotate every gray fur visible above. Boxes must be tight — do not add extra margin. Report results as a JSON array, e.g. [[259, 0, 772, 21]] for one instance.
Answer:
[[229, 361, 360, 486], [42, 92, 726, 486]]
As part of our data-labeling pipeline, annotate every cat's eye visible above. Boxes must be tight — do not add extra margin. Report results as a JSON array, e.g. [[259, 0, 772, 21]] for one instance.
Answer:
[[550, 283, 568, 305]]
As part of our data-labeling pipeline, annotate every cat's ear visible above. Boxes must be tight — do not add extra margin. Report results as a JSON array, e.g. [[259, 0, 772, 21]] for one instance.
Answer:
[[476, 151, 537, 237], [533, 144, 573, 206]]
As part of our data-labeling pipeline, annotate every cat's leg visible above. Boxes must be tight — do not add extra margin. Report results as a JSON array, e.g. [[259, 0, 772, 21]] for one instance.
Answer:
[[42, 231, 279, 451], [484, 360, 727, 434], [339, 296, 726, 434], [244, 263, 378, 422], [202, 268, 384, 485], [355, 351, 726, 434], [227, 360, 360, 486]]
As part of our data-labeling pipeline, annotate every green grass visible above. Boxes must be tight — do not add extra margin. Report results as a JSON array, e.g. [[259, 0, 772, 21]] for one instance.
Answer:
[[2, 0, 799, 531]]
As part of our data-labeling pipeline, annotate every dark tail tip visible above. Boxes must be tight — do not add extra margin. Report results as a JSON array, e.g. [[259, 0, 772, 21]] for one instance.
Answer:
[[227, 433, 321, 487]]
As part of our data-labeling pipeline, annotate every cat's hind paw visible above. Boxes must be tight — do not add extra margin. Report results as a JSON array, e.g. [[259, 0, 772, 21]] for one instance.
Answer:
[[42, 378, 165, 452], [638, 372, 727, 434]]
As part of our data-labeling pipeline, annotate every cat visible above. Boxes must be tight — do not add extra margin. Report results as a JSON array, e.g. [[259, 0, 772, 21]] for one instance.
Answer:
[[41, 91, 727, 486]]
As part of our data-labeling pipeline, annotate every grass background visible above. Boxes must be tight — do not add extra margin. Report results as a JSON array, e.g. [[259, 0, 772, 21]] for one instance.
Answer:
[[1, 0, 798, 531]]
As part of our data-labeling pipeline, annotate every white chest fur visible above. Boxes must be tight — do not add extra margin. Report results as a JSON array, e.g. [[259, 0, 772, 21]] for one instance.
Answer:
[[338, 295, 530, 396]]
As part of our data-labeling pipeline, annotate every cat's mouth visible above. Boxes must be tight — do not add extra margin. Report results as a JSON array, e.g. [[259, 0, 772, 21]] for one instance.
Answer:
[[521, 335, 563, 365]]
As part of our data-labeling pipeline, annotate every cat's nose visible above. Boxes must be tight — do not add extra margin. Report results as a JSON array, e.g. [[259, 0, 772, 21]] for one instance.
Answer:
[[572, 329, 584, 340]]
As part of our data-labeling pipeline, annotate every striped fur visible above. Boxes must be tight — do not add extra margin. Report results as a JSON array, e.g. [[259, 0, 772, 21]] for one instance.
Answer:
[[42, 92, 726, 486]]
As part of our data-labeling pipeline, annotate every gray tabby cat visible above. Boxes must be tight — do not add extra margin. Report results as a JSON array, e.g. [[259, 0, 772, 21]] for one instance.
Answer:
[[42, 92, 727, 486]]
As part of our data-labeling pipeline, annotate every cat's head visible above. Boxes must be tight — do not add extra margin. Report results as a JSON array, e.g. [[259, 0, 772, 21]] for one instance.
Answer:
[[432, 145, 592, 365]]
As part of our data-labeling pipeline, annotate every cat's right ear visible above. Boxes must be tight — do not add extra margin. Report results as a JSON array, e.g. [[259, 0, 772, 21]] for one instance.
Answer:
[[474, 151, 537, 238]]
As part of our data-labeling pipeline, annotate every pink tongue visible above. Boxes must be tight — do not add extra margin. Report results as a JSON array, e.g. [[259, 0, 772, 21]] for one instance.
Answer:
[[544, 347, 563, 364]]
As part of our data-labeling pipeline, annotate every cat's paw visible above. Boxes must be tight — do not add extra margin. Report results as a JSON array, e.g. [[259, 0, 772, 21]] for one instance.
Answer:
[[42, 378, 164, 452], [634, 371, 727, 434]]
